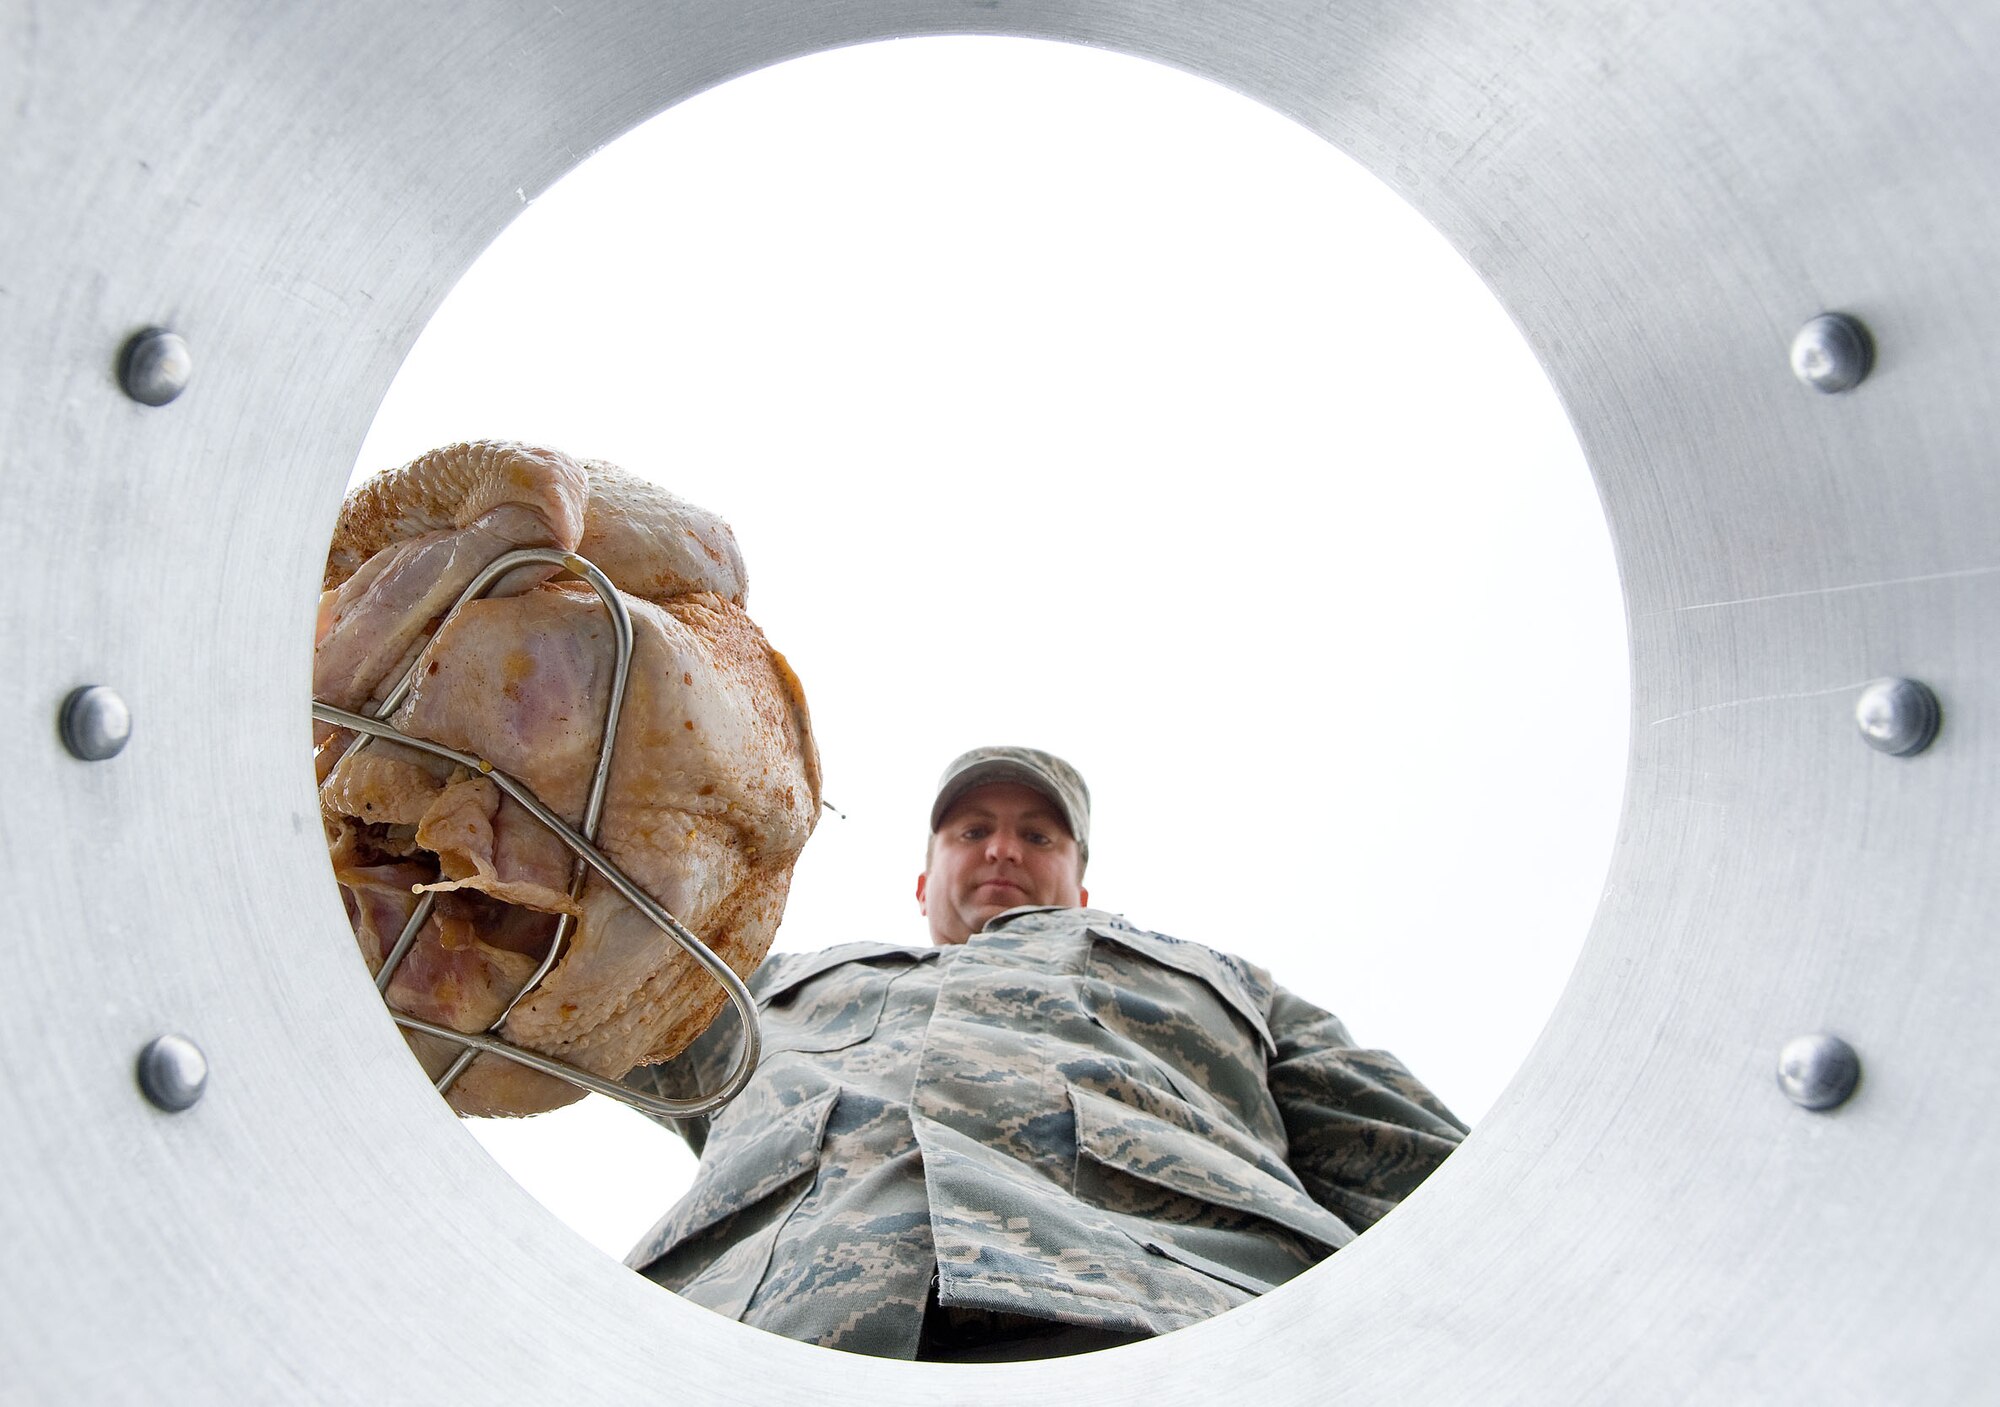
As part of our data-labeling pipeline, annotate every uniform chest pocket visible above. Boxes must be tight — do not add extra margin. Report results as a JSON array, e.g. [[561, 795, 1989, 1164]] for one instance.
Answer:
[[625, 1084, 839, 1317], [1080, 928, 1278, 1123], [1068, 1083, 1354, 1256], [757, 954, 911, 1055]]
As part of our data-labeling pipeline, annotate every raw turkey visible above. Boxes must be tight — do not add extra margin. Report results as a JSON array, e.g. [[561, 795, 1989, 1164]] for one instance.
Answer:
[[315, 441, 820, 1116]]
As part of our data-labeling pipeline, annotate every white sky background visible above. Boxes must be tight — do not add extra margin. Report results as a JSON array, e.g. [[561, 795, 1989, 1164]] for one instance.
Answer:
[[350, 36, 1629, 1261]]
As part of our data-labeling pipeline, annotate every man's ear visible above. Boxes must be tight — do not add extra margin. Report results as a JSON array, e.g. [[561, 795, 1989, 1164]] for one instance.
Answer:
[[915, 871, 928, 915], [1079, 885, 1089, 908]]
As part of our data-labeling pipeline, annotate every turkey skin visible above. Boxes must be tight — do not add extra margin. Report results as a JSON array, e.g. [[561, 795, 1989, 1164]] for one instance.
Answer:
[[315, 442, 819, 1116]]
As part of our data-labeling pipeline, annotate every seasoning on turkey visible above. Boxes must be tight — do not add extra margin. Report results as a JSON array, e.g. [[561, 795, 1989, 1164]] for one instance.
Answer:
[[315, 442, 820, 1116]]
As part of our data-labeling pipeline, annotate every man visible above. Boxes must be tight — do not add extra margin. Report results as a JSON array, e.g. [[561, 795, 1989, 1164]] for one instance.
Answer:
[[625, 746, 1466, 1361]]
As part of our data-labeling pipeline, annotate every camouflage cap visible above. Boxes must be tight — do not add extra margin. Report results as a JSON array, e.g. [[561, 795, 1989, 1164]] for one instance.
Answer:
[[930, 746, 1091, 863]]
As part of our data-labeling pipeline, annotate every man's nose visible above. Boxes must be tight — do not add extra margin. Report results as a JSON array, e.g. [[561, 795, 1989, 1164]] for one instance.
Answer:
[[984, 829, 1023, 861]]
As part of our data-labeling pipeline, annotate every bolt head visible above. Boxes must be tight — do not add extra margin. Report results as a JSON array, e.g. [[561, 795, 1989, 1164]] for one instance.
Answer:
[[1777, 1032, 1860, 1111], [1856, 676, 1940, 756], [60, 685, 132, 761], [118, 328, 193, 406], [137, 1034, 209, 1112], [1790, 312, 1873, 393]]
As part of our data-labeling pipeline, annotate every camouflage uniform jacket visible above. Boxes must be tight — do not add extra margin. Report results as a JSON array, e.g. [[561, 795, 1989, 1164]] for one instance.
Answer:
[[624, 906, 1466, 1359]]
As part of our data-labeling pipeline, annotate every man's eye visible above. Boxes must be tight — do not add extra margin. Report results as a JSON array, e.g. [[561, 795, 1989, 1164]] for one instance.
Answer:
[[1026, 832, 1051, 846]]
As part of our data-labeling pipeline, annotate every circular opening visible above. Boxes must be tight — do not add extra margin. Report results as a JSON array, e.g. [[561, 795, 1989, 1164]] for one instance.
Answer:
[[334, 33, 1626, 1322]]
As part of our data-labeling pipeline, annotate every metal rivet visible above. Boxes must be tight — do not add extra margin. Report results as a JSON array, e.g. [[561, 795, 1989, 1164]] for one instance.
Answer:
[[1855, 676, 1940, 756], [1789, 312, 1874, 393], [1777, 1032, 1860, 1111], [117, 327, 193, 406], [137, 1034, 209, 1112], [59, 685, 132, 761]]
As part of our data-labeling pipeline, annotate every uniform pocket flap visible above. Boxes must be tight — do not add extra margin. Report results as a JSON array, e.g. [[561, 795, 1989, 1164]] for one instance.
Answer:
[[624, 1084, 838, 1268], [756, 944, 929, 1054], [1085, 925, 1277, 1057], [755, 942, 927, 1005], [1070, 1084, 1354, 1252]]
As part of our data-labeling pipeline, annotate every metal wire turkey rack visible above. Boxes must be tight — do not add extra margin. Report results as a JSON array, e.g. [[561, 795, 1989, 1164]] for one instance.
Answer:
[[312, 546, 760, 1120]]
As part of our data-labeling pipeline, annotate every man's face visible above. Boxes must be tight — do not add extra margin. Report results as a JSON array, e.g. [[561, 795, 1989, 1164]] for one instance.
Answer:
[[917, 781, 1088, 946]]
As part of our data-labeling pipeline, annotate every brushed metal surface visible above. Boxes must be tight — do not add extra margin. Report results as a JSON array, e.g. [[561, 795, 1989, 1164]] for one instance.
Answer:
[[3, 1, 1995, 1402]]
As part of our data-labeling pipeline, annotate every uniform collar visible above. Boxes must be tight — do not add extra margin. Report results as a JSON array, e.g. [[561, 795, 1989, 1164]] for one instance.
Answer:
[[979, 904, 1134, 934]]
